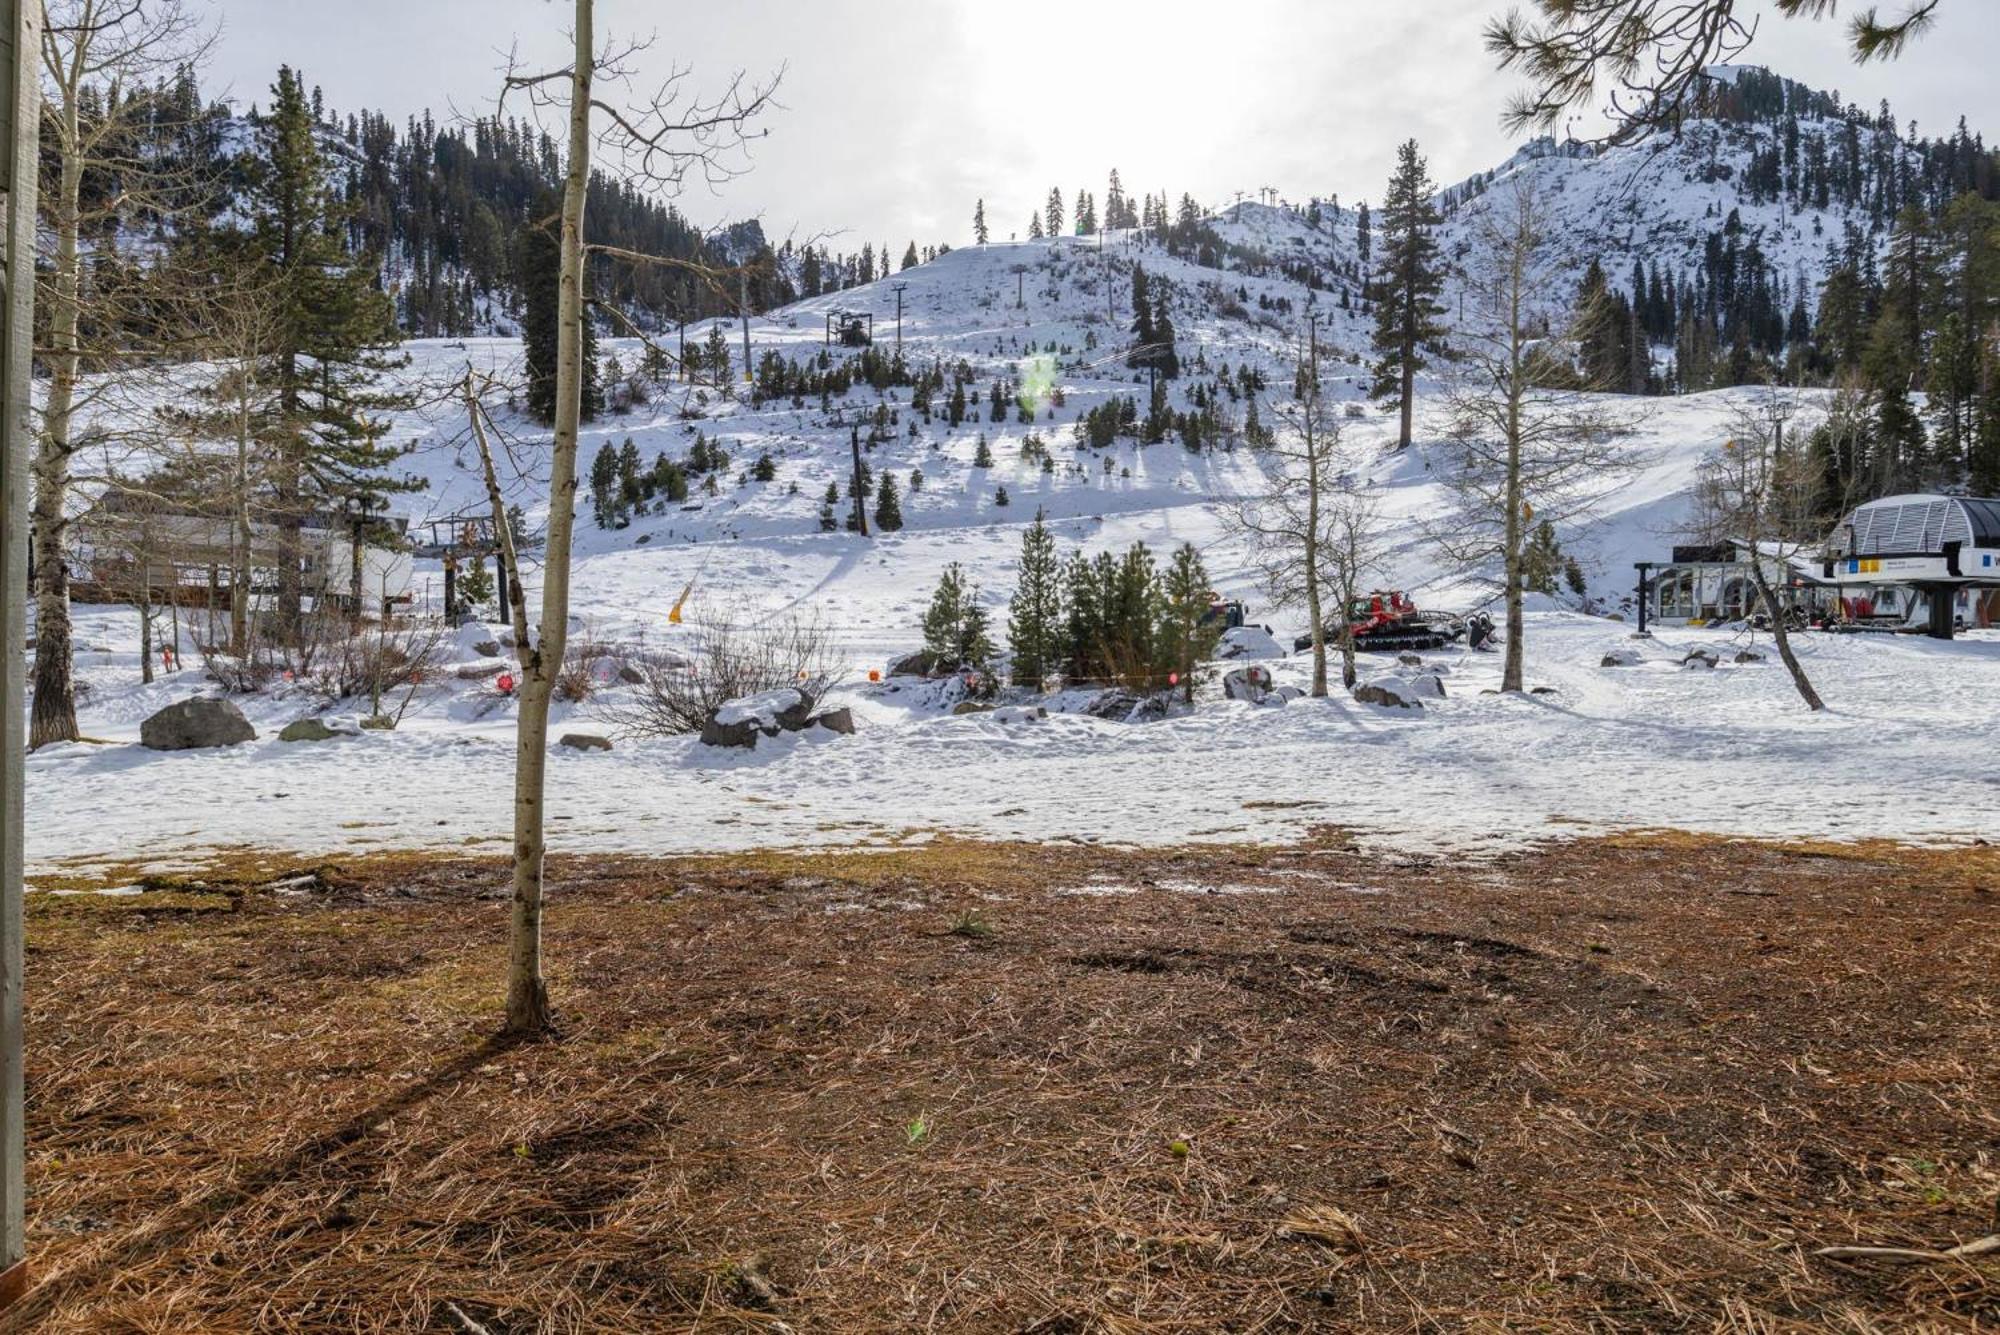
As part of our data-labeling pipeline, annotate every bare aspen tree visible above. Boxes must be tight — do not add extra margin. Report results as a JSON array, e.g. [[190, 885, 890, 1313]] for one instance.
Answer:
[[29, 0, 209, 747], [460, 369, 532, 646], [1691, 391, 1828, 711], [1231, 391, 1382, 695], [1436, 181, 1636, 693], [498, 2, 775, 1036]]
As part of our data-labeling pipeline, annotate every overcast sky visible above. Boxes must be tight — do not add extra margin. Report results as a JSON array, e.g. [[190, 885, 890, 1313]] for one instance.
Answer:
[[202, 0, 2000, 252]]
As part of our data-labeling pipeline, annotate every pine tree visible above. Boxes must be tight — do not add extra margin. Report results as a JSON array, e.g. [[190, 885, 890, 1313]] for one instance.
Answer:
[[819, 481, 840, 532], [753, 451, 778, 482], [588, 442, 619, 526], [974, 433, 994, 468], [254, 65, 420, 630], [974, 197, 989, 245], [922, 563, 994, 672], [1007, 510, 1065, 688], [1127, 266, 1154, 366], [994, 484, 1010, 507], [520, 188, 600, 424], [1158, 542, 1218, 702], [1369, 140, 1447, 449], [1029, 212, 1044, 240], [874, 470, 904, 530], [901, 241, 920, 271], [1045, 187, 1065, 238], [1064, 551, 1104, 680]]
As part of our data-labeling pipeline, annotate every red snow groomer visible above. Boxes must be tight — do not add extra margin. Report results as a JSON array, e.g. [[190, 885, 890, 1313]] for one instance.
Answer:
[[1294, 590, 1490, 655]]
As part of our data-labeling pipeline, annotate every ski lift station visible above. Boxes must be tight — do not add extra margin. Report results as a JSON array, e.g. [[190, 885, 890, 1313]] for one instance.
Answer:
[[1642, 494, 2000, 639]]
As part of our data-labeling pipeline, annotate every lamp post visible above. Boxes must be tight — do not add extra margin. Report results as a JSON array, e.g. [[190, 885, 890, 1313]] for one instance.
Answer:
[[1633, 561, 1654, 637], [0, 0, 41, 1309]]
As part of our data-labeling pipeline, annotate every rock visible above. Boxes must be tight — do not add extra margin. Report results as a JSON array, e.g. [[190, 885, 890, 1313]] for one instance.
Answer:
[[1223, 666, 1275, 703], [472, 639, 500, 658], [700, 716, 765, 749], [1531, 686, 1558, 695], [703, 688, 806, 748], [140, 697, 257, 750], [278, 718, 338, 743], [991, 705, 1047, 724], [1683, 649, 1719, 670], [1217, 626, 1283, 661], [1401, 672, 1447, 700], [1082, 689, 1142, 721], [810, 707, 856, 735], [1396, 652, 1424, 667], [1353, 679, 1422, 710], [1734, 650, 1766, 664], [1269, 685, 1304, 704], [1600, 649, 1644, 668], [558, 733, 613, 752], [618, 664, 645, 684], [887, 650, 936, 678], [359, 714, 396, 731], [951, 701, 993, 717], [455, 661, 506, 680]]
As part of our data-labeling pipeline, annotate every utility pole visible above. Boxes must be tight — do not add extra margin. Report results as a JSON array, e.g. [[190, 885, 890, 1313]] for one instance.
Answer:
[[892, 281, 906, 349], [0, 0, 39, 1310]]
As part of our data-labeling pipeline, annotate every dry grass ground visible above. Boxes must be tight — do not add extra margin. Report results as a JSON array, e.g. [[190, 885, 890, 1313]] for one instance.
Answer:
[[7, 833, 1998, 1332]]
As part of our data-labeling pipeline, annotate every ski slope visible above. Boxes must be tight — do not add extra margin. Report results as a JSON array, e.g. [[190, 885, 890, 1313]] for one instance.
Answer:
[[26, 204, 1992, 879]]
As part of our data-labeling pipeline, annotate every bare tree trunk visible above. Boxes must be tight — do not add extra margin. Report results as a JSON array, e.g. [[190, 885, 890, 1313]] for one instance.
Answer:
[[1500, 256, 1527, 694], [28, 115, 86, 748], [1750, 554, 1824, 712], [505, 0, 592, 1038], [1303, 421, 1328, 698], [464, 373, 531, 644], [138, 560, 153, 686]]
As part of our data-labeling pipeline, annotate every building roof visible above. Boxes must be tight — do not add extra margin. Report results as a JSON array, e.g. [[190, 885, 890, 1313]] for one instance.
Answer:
[[1840, 495, 2000, 556]]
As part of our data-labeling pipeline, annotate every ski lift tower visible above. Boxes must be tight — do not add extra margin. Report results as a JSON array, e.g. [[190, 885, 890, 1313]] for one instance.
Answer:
[[0, 0, 41, 1309]]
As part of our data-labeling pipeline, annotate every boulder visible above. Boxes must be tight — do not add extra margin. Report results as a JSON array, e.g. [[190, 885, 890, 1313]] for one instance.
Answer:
[[951, 701, 993, 717], [1600, 649, 1644, 668], [1396, 652, 1425, 667], [1401, 672, 1447, 700], [887, 650, 936, 678], [1683, 649, 1719, 670], [810, 707, 857, 735], [702, 689, 806, 748], [1216, 626, 1283, 661], [1531, 686, 1558, 695], [1734, 650, 1766, 665], [1082, 689, 1142, 721], [359, 714, 396, 731], [278, 717, 338, 743], [700, 715, 765, 749], [472, 639, 501, 658], [1352, 679, 1422, 710], [455, 661, 506, 680], [558, 733, 613, 752], [140, 697, 257, 750], [1223, 666, 1275, 703], [618, 663, 645, 685]]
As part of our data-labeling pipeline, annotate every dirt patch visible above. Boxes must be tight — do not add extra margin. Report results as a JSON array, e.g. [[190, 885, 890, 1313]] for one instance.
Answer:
[[8, 834, 1998, 1331]]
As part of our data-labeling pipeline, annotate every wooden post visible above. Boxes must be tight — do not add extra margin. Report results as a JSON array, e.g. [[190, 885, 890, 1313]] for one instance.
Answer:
[[0, 0, 42, 1309]]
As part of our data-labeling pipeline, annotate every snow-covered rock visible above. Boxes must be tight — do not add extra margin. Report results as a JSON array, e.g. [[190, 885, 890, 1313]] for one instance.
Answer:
[[1218, 626, 1283, 661]]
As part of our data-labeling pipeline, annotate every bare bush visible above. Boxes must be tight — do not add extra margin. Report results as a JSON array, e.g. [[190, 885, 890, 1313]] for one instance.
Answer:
[[609, 608, 842, 737], [555, 624, 614, 703]]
